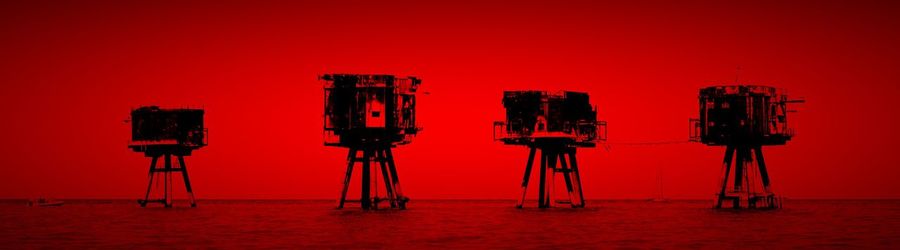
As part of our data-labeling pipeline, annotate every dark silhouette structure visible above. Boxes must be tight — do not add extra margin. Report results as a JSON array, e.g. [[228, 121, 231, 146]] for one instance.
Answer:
[[690, 85, 802, 209], [494, 91, 606, 208], [322, 74, 420, 210], [128, 106, 207, 207]]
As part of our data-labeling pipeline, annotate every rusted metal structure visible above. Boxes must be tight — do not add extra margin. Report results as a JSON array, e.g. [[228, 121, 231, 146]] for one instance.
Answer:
[[494, 91, 606, 208], [690, 85, 803, 209], [128, 106, 207, 208], [322, 74, 420, 210]]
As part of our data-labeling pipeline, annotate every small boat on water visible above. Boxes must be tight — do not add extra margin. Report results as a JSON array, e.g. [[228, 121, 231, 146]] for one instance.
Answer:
[[648, 198, 670, 203], [28, 197, 64, 207]]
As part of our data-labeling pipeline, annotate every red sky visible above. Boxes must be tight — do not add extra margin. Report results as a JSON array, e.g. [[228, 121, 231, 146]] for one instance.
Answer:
[[1, 0, 899, 199]]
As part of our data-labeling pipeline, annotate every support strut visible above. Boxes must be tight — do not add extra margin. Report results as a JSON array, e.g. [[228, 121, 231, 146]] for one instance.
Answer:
[[518, 145, 586, 208], [715, 145, 779, 209], [338, 145, 408, 210], [138, 153, 196, 208]]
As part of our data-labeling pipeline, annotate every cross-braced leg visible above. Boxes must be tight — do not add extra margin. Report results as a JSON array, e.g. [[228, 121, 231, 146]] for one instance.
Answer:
[[338, 148, 357, 209], [754, 146, 771, 192], [178, 155, 197, 207], [361, 148, 372, 210], [377, 149, 397, 208], [538, 149, 549, 208], [385, 147, 407, 209], [568, 149, 585, 208], [517, 147, 537, 208], [546, 149, 559, 207], [716, 146, 735, 209], [164, 154, 173, 208], [140, 155, 159, 207], [558, 151, 578, 207]]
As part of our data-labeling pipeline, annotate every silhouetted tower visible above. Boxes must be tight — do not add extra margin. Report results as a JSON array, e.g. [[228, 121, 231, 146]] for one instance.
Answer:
[[494, 91, 606, 208], [690, 85, 802, 209], [128, 106, 207, 208], [322, 74, 420, 210]]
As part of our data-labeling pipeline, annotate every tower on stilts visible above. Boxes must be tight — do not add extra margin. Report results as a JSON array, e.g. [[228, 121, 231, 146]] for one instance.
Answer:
[[128, 106, 207, 208], [690, 85, 803, 209], [322, 74, 420, 210], [494, 91, 606, 208]]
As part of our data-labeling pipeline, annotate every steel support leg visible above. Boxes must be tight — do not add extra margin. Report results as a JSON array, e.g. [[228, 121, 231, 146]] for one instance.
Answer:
[[559, 151, 577, 207], [734, 147, 745, 193], [164, 154, 172, 208], [517, 147, 537, 208], [568, 149, 585, 208], [140, 156, 159, 207], [754, 146, 771, 191], [546, 149, 559, 207], [377, 149, 397, 208], [716, 146, 736, 209], [178, 155, 197, 207], [538, 149, 549, 208], [338, 148, 357, 209], [361, 148, 372, 210], [385, 147, 406, 209]]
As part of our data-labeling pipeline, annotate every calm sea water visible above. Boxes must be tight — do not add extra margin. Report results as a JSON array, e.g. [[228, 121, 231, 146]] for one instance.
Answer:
[[2, 200, 898, 248]]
